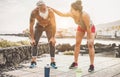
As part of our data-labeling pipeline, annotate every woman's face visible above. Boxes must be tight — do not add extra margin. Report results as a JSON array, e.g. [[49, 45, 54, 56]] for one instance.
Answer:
[[70, 7, 79, 16]]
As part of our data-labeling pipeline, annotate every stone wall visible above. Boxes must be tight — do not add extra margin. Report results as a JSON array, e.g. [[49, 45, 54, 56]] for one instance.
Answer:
[[0, 43, 49, 67]]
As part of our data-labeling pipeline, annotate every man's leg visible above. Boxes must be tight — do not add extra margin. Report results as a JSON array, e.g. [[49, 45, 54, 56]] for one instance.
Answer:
[[45, 26, 57, 68], [30, 24, 43, 68]]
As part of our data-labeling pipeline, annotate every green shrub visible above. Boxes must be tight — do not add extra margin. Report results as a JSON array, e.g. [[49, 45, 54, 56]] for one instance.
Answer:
[[17, 40, 30, 45], [0, 39, 30, 48], [63, 51, 74, 55]]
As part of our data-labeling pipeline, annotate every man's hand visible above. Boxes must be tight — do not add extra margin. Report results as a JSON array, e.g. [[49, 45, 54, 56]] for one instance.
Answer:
[[49, 37, 56, 46], [30, 39, 36, 45]]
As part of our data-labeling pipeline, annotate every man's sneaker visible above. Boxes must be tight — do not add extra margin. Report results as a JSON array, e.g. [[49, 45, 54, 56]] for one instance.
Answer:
[[30, 62, 37, 68], [50, 62, 57, 69], [88, 65, 94, 72], [69, 62, 78, 69]]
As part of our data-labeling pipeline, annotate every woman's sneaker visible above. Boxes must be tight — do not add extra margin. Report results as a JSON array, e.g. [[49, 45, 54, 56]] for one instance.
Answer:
[[88, 65, 94, 72], [30, 62, 37, 68], [69, 62, 78, 69], [50, 62, 57, 69]]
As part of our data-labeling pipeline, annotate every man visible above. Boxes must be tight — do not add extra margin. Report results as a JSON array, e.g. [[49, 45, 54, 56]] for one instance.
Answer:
[[29, 0, 57, 68]]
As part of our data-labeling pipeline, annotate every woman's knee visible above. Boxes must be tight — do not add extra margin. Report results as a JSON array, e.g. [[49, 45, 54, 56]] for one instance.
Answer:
[[75, 41, 81, 47], [88, 43, 94, 49]]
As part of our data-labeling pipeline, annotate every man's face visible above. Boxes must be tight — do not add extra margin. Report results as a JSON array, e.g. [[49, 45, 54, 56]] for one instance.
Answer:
[[39, 4, 47, 13]]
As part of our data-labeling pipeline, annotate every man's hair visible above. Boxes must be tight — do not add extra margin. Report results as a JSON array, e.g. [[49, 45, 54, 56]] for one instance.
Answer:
[[71, 0, 82, 12], [36, 0, 45, 6]]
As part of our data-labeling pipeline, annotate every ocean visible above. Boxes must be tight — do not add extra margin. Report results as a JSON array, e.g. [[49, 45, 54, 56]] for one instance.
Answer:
[[0, 35, 120, 46]]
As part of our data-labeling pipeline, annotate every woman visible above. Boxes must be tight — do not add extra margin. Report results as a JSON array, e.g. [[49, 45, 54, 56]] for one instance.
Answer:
[[51, 0, 95, 72]]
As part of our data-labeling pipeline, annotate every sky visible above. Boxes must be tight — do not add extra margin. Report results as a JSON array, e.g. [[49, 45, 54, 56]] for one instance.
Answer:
[[0, 0, 120, 33]]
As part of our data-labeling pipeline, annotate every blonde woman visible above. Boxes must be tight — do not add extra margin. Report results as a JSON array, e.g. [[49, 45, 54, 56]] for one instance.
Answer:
[[51, 0, 95, 72]]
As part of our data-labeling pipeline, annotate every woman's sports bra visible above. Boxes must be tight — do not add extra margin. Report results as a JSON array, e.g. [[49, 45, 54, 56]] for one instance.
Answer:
[[75, 18, 93, 29]]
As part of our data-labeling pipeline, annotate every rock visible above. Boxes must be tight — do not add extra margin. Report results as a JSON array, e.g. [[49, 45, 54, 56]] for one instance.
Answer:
[[0, 53, 6, 65], [71, 43, 118, 54], [56, 44, 72, 52], [0, 73, 16, 77], [71, 44, 75, 50], [94, 43, 119, 54], [114, 44, 120, 58], [0, 43, 49, 70], [111, 43, 116, 48]]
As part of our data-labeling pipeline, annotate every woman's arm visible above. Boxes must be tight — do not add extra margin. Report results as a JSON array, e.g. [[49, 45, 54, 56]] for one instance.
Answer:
[[51, 8, 72, 17], [82, 12, 92, 39], [49, 10, 56, 38]]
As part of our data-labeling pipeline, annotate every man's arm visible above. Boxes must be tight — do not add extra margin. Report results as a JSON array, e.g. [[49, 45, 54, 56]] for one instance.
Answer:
[[29, 12, 35, 41], [49, 11, 56, 37]]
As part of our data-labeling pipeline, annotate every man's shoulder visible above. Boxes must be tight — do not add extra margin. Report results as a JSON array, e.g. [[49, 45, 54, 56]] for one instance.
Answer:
[[31, 7, 38, 15]]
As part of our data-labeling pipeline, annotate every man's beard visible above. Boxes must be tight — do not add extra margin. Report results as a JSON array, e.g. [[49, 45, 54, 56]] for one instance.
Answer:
[[39, 8, 49, 19]]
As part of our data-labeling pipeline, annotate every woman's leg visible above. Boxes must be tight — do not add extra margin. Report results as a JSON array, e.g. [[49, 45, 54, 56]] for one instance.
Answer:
[[87, 33, 95, 65], [69, 31, 85, 69], [74, 31, 85, 63], [87, 33, 95, 72]]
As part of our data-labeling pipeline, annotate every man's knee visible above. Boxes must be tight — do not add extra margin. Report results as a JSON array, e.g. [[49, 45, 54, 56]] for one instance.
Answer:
[[49, 41, 55, 47], [49, 43, 55, 57], [31, 44, 38, 56]]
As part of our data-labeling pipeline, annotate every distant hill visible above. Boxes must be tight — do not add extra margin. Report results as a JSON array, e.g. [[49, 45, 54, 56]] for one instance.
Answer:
[[96, 20, 120, 31]]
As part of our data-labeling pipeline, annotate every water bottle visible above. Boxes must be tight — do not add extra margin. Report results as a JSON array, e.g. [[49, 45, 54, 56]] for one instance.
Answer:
[[76, 68, 82, 77], [44, 64, 50, 77]]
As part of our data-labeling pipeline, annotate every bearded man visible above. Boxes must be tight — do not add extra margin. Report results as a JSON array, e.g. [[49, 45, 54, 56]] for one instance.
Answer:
[[29, 0, 57, 69]]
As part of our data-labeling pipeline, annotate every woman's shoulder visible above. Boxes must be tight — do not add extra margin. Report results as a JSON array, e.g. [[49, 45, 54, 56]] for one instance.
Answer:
[[82, 11, 90, 21], [82, 11, 90, 18]]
